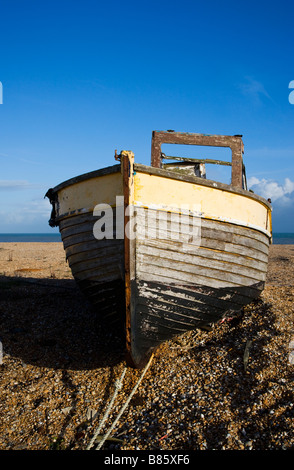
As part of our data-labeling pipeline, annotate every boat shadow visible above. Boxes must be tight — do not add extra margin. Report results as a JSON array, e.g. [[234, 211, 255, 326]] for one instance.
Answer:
[[0, 275, 125, 370]]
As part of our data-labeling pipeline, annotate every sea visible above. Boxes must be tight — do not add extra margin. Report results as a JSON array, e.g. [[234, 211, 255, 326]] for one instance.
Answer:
[[272, 233, 294, 245], [0, 232, 293, 244], [0, 233, 62, 242]]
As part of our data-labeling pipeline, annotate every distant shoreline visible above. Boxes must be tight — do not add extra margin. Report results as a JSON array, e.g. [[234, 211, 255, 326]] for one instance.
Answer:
[[0, 234, 62, 243], [0, 232, 293, 244]]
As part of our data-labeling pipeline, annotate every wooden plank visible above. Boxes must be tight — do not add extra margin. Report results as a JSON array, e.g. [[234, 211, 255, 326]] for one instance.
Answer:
[[136, 245, 266, 281], [136, 304, 220, 338], [135, 224, 268, 262], [61, 217, 112, 239], [73, 268, 123, 283], [134, 205, 270, 245], [61, 231, 96, 247], [136, 251, 265, 287], [59, 211, 95, 229], [67, 244, 124, 267], [138, 302, 198, 327], [199, 217, 269, 245], [137, 238, 267, 273], [61, 231, 123, 250], [162, 155, 232, 166], [134, 209, 269, 255], [135, 228, 268, 262], [70, 254, 123, 277], [137, 294, 227, 323], [137, 280, 247, 310], [64, 238, 122, 257], [136, 268, 263, 298]]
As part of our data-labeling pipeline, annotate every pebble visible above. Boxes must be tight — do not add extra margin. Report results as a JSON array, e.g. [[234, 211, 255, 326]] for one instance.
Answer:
[[0, 243, 293, 450]]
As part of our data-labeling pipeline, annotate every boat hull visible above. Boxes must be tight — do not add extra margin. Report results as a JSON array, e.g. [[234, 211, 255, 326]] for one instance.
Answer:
[[59, 210, 125, 328], [128, 207, 269, 366], [46, 152, 272, 368]]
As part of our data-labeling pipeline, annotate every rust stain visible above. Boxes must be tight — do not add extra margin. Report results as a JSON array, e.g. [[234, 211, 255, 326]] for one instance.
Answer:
[[122, 151, 134, 365]]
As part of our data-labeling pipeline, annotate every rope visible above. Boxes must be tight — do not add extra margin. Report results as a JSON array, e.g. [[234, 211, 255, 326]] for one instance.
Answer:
[[86, 366, 127, 450], [87, 353, 154, 450]]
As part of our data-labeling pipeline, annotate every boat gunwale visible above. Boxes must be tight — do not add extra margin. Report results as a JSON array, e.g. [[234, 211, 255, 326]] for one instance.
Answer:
[[50, 163, 121, 193]]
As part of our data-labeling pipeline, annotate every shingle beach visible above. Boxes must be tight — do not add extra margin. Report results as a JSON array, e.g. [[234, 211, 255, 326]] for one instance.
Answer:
[[0, 242, 293, 450]]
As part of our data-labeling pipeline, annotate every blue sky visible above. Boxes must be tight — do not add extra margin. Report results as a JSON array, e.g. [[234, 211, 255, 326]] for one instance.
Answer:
[[0, 0, 293, 233]]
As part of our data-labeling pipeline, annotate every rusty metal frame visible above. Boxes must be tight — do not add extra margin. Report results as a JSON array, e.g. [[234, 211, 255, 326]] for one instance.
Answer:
[[121, 151, 133, 366], [121, 151, 147, 368], [121, 150, 155, 368], [151, 130, 244, 189]]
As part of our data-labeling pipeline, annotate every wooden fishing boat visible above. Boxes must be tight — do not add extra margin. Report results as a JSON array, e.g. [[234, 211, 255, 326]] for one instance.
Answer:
[[46, 131, 272, 368]]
